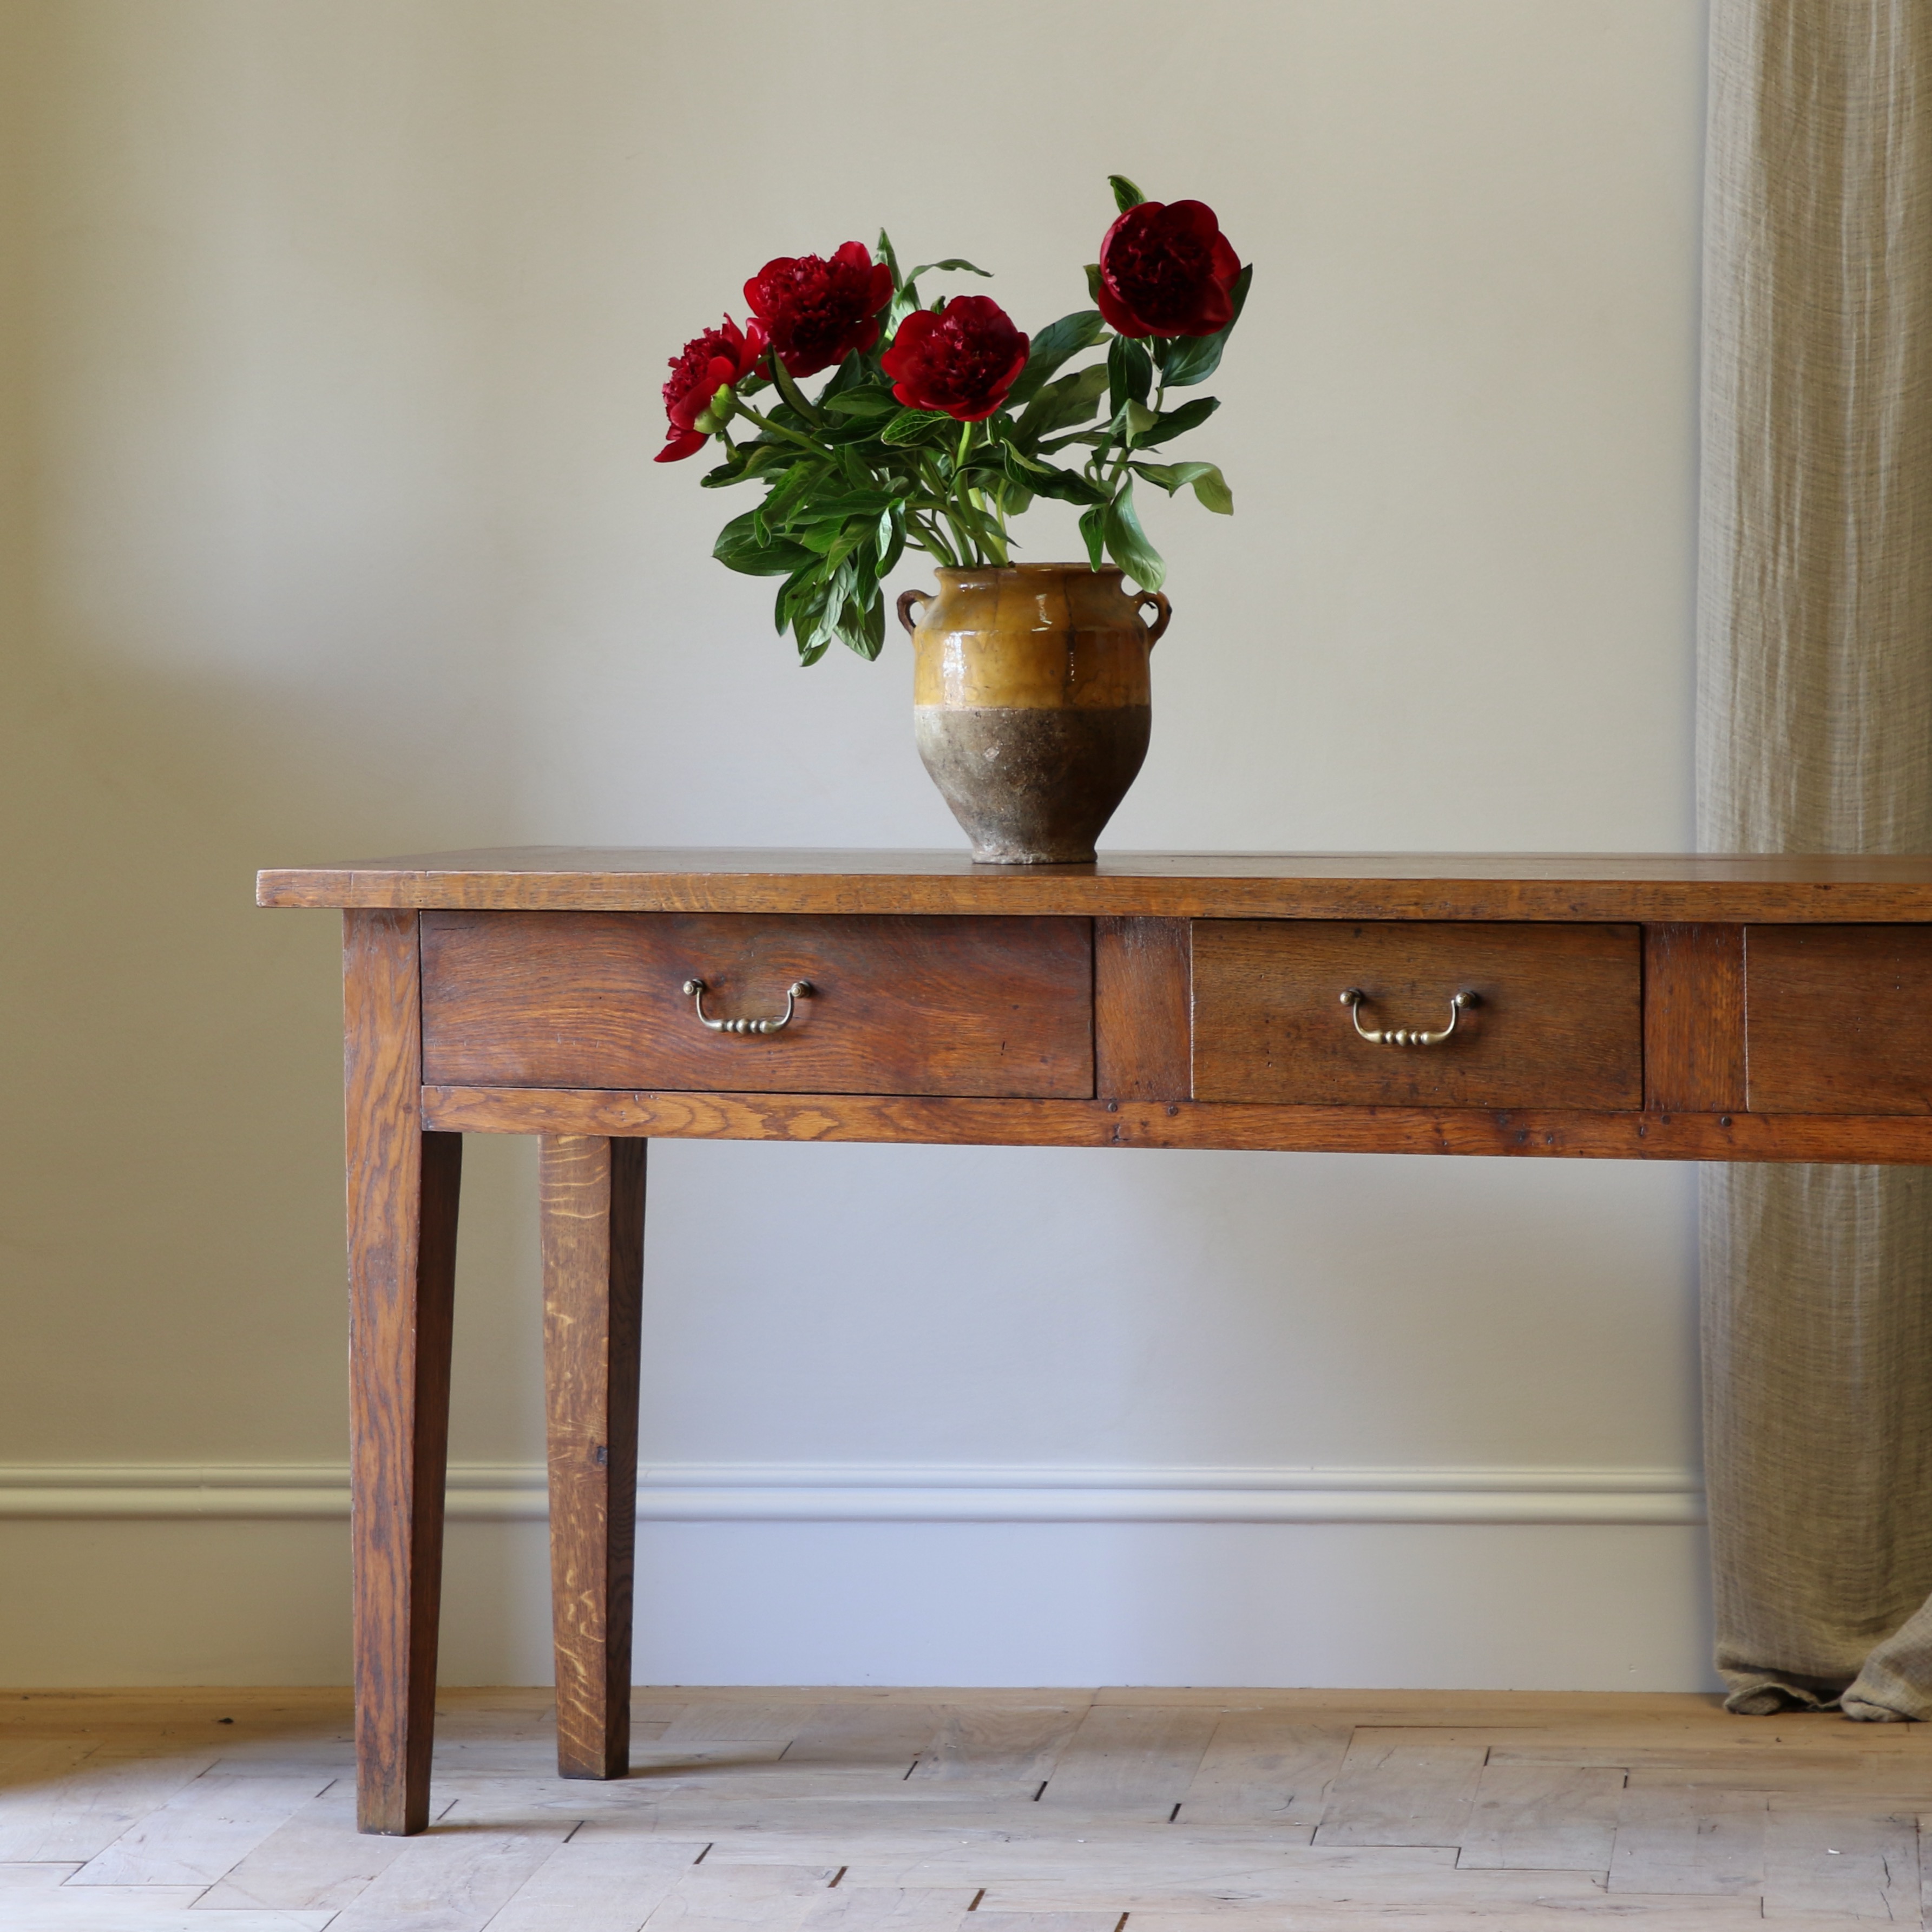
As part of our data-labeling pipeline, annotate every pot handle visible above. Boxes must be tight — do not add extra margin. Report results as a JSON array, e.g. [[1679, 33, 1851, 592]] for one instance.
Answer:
[[896, 588, 934, 636], [1136, 590, 1172, 645]]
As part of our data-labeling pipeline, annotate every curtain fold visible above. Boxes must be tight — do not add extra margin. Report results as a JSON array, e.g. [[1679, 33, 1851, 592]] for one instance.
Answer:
[[1699, 0, 1932, 1718]]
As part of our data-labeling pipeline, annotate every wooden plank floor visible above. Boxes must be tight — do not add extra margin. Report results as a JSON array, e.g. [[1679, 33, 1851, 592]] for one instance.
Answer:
[[3, 1687, 1930, 1928]]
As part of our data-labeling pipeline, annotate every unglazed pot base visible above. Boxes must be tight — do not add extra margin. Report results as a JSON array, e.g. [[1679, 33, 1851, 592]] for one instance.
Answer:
[[915, 704, 1152, 864]]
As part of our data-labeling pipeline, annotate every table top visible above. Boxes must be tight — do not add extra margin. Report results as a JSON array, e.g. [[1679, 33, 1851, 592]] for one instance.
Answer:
[[257, 847, 1932, 922]]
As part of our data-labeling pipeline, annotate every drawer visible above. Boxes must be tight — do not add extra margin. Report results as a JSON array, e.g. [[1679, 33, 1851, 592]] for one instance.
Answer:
[[1190, 921, 1641, 1108], [420, 911, 1094, 1099], [1746, 925, 1932, 1112]]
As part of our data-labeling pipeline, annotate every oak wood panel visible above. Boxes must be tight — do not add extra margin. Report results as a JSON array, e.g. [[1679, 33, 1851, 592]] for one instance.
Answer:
[[1094, 917, 1191, 1101], [1192, 921, 1641, 1109], [343, 909, 461, 1837], [420, 1085, 1932, 1162], [420, 911, 1093, 1100], [1746, 924, 1932, 1113], [259, 847, 1932, 922], [1642, 924, 1746, 1112], [539, 1135, 646, 1782]]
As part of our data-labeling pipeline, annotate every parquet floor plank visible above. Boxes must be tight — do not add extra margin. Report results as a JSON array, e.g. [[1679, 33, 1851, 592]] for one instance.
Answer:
[[483, 1831, 711, 1931], [193, 1780, 408, 1911], [1312, 1731, 1489, 1848], [906, 1706, 1085, 1789], [1036, 1707, 1219, 1816], [68, 1770, 330, 1886], [0, 1750, 215, 1861], [782, 1703, 948, 1771], [1175, 1713, 1350, 1826], [1608, 1784, 1768, 1895], [799, 1884, 985, 1930], [0, 1858, 331, 1928], [1760, 1802, 1920, 1921], [1456, 1760, 1626, 1870], [317, 1821, 572, 1932]]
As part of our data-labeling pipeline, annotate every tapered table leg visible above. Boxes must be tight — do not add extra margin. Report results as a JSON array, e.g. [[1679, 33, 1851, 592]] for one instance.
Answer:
[[540, 1134, 646, 1779], [344, 910, 461, 1836]]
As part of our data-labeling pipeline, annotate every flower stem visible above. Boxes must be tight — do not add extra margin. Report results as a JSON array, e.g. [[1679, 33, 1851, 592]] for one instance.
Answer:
[[735, 403, 824, 459]]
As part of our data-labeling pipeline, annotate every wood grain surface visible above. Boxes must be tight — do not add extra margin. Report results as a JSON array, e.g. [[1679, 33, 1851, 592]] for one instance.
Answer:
[[259, 846, 1932, 922], [539, 1135, 646, 1782], [18, 1687, 1932, 1926], [1746, 923, 1932, 1112], [420, 911, 1094, 1100], [1191, 922, 1642, 1109], [1642, 924, 1746, 1112], [343, 910, 460, 1836], [420, 1084, 1932, 1161], [1094, 917, 1191, 1101]]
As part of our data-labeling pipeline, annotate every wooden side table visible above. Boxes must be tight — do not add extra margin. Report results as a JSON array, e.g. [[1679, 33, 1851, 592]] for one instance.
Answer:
[[258, 848, 1932, 1832]]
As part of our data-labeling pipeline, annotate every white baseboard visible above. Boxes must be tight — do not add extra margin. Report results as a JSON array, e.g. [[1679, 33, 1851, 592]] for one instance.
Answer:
[[0, 1462, 1704, 1524]]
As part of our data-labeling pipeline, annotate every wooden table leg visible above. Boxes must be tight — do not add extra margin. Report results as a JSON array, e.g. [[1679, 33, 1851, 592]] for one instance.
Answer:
[[540, 1134, 646, 1779], [344, 910, 461, 1836]]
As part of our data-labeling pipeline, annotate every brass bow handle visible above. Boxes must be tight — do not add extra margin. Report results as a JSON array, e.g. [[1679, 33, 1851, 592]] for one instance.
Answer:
[[1340, 987, 1479, 1047], [682, 978, 811, 1035]]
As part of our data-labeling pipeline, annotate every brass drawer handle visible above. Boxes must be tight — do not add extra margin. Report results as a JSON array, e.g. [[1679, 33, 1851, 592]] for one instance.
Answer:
[[682, 978, 812, 1036], [1340, 986, 1479, 1047]]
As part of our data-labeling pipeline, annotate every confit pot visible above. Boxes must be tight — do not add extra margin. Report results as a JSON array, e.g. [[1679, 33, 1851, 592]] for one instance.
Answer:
[[897, 562, 1171, 865]]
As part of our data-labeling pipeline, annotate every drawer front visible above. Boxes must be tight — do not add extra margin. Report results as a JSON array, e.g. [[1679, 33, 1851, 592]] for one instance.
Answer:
[[1191, 921, 1641, 1108], [420, 911, 1094, 1099], [1747, 925, 1932, 1113]]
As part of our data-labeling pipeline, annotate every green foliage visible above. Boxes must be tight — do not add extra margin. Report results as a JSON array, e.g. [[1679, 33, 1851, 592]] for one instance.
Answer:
[[682, 183, 1251, 661], [1159, 264, 1253, 389]]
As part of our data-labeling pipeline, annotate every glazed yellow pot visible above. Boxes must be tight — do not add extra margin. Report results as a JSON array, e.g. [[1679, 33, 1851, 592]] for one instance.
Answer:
[[896, 563, 1171, 864]]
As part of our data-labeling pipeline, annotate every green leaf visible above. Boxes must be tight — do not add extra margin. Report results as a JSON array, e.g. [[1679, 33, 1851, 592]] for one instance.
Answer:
[[819, 355, 871, 402], [877, 502, 907, 577], [773, 561, 819, 634], [1159, 264, 1252, 388], [1124, 400, 1159, 438], [1085, 262, 1103, 304], [1002, 445, 1107, 506], [1132, 395, 1220, 446], [1129, 459, 1234, 513], [905, 258, 993, 282], [876, 228, 902, 288], [1004, 310, 1107, 409], [766, 351, 823, 424], [1015, 363, 1109, 443], [1109, 174, 1147, 213], [1108, 335, 1153, 418], [785, 487, 898, 524], [1078, 504, 1107, 572], [760, 461, 832, 529], [840, 588, 888, 661], [880, 406, 951, 446], [821, 388, 898, 417], [717, 508, 817, 577], [1101, 481, 1165, 590]]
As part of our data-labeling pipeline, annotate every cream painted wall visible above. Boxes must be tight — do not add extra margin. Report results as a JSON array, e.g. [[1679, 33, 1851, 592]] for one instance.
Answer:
[[0, 0, 1712, 1687]]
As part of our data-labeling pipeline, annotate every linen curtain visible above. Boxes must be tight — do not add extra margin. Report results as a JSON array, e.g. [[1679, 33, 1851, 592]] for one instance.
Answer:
[[1699, 0, 1932, 1717]]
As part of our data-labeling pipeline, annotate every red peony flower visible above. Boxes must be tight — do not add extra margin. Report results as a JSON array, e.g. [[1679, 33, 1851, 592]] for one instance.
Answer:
[[655, 315, 767, 462], [1096, 200, 1241, 339], [882, 296, 1030, 423], [743, 241, 895, 380]]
